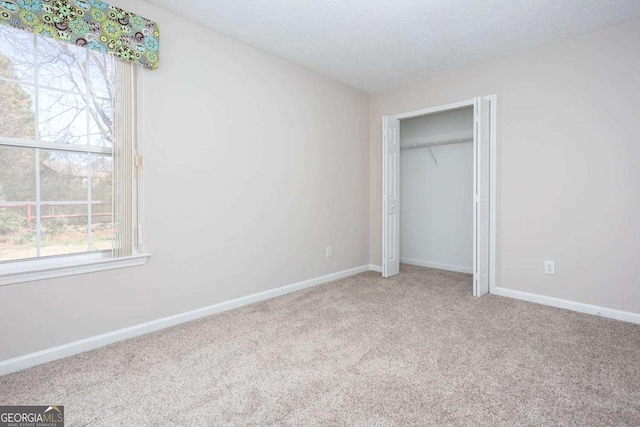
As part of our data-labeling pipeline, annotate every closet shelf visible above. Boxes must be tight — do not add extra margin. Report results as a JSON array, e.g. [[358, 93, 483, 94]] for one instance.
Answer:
[[400, 137, 474, 151], [400, 137, 473, 166]]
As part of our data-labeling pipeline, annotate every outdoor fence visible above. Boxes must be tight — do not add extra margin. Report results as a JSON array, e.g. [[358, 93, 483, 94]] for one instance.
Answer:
[[0, 202, 112, 227]]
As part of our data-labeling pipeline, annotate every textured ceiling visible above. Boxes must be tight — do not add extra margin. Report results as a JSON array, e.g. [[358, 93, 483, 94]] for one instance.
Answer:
[[144, 0, 640, 93]]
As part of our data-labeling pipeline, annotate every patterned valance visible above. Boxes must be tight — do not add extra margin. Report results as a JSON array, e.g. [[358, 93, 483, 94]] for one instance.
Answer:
[[0, 0, 160, 70]]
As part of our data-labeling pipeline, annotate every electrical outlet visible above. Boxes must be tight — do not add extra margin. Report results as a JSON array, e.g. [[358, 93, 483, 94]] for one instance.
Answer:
[[544, 260, 555, 275], [326, 246, 333, 258]]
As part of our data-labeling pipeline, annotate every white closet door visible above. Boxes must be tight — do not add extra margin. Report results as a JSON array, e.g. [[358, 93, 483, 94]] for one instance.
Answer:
[[383, 116, 400, 278], [473, 97, 491, 296]]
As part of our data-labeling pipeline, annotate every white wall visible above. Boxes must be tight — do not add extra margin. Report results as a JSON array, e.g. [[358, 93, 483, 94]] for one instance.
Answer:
[[400, 108, 474, 273], [370, 19, 640, 315], [0, 0, 370, 361]]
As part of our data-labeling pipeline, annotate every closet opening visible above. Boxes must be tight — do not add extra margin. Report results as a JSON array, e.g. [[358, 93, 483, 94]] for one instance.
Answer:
[[400, 106, 474, 276], [382, 97, 497, 296]]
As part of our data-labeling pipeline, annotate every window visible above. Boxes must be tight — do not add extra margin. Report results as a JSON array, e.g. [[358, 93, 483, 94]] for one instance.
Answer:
[[0, 25, 147, 284]]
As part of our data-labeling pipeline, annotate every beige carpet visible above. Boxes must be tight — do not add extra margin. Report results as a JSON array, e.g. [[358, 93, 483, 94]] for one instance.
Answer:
[[1, 265, 639, 426]]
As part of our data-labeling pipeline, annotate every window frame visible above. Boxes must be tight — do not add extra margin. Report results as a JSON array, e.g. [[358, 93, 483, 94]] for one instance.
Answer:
[[0, 28, 149, 286]]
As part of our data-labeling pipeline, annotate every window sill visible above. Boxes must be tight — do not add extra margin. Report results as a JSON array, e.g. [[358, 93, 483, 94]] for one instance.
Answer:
[[0, 253, 151, 287]]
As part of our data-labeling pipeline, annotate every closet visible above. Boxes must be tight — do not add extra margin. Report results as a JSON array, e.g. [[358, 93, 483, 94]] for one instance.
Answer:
[[399, 106, 475, 275], [383, 97, 494, 295]]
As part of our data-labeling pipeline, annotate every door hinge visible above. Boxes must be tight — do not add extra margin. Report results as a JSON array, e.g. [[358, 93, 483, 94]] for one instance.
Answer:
[[135, 153, 144, 175], [475, 194, 480, 203]]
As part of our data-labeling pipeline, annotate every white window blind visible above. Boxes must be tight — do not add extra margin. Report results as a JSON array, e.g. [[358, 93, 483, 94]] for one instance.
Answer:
[[114, 61, 141, 259]]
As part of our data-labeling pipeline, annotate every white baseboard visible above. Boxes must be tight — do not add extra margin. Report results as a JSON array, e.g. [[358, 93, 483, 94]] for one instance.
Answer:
[[0, 264, 371, 377], [369, 264, 382, 273], [400, 258, 473, 274], [493, 287, 640, 325]]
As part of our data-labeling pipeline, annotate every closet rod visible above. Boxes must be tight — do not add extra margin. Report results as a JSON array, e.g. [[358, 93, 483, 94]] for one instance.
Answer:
[[400, 137, 473, 151]]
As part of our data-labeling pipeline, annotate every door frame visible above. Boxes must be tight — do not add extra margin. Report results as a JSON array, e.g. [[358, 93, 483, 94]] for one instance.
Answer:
[[381, 95, 498, 294]]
